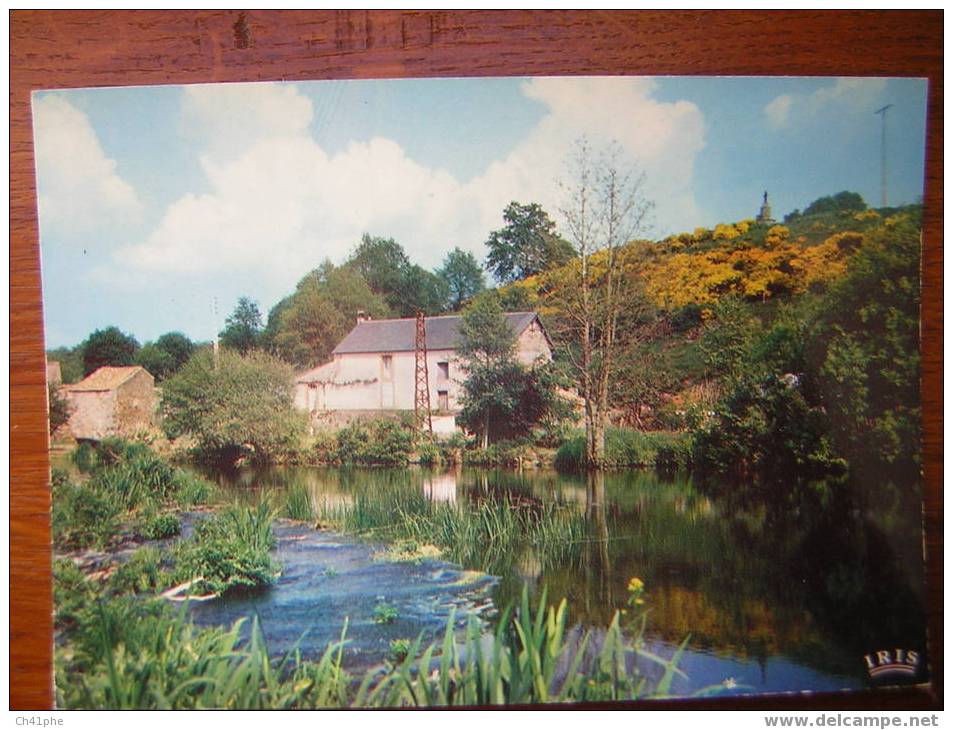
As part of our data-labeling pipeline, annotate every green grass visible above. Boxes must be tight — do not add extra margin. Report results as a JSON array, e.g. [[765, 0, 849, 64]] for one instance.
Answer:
[[136, 512, 181, 540], [315, 481, 585, 574], [554, 429, 693, 472], [56, 589, 690, 709], [53, 440, 213, 551], [173, 501, 280, 596], [281, 481, 315, 521]]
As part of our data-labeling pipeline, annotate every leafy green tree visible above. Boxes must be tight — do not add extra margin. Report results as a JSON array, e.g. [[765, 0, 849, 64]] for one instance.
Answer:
[[82, 327, 140, 376], [47, 346, 84, 384], [694, 374, 844, 500], [160, 349, 303, 464], [801, 191, 867, 217], [275, 262, 390, 368], [219, 297, 263, 354], [396, 265, 448, 317], [457, 292, 570, 447], [48, 382, 72, 435], [813, 214, 921, 483], [155, 332, 195, 371], [460, 360, 573, 444], [699, 296, 760, 380], [458, 292, 517, 368], [346, 234, 410, 300], [345, 234, 446, 316], [437, 248, 485, 310], [261, 295, 293, 354], [485, 201, 575, 283], [135, 345, 174, 381], [135, 332, 195, 381], [458, 293, 518, 448]]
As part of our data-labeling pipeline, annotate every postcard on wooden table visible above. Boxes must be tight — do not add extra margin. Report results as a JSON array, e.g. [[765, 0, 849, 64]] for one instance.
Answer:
[[32, 75, 931, 708]]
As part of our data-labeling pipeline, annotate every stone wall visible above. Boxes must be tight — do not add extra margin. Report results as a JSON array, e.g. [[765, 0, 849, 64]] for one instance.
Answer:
[[115, 370, 157, 434]]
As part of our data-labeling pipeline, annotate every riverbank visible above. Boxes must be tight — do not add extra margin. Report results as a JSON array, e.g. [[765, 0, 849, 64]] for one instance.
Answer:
[[52, 439, 696, 709]]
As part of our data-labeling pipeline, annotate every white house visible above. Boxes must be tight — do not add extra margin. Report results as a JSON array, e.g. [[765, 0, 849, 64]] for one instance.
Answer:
[[294, 312, 554, 433]]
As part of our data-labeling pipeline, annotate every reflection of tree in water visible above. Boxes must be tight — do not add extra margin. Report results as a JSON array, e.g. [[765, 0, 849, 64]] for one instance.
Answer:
[[714, 477, 928, 683], [201, 463, 928, 687], [583, 471, 612, 615]]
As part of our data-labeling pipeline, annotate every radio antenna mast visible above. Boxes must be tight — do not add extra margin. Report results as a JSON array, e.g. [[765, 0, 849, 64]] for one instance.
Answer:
[[874, 104, 893, 208]]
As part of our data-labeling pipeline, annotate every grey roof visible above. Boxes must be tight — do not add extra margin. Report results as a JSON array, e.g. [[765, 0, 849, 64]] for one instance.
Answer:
[[332, 312, 541, 355]]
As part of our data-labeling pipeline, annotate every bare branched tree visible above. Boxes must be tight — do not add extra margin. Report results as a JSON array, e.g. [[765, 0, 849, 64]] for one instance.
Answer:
[[556, 138, 654, 467]]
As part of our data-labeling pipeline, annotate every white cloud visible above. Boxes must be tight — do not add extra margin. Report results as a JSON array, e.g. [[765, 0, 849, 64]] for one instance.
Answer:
[[464, 77, 706, 241], [765, 94, 793, 129], [764, 77, 888, 129], [115, 77, 707, 295], [180, 82, 314, 162], [32, 94, 142, 236]]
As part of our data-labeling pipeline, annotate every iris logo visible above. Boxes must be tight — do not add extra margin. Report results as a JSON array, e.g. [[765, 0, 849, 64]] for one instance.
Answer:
[[864, 648, 919, 679]]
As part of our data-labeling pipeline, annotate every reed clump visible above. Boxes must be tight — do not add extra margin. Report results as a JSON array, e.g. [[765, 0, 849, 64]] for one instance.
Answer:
[[56, 588, 687, 709]]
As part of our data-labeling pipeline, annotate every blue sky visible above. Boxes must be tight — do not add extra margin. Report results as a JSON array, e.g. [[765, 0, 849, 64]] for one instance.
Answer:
[[32, 76, 928, 349]]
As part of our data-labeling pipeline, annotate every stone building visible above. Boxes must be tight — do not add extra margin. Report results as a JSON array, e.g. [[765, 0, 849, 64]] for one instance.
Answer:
[[63, 366, 158, 441], [294, 311, 553, 434]]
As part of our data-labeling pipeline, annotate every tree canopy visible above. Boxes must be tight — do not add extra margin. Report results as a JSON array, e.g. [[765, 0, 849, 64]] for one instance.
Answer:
[[219, 297, 263, 354], [135, 332, 196, 381], [457, 292, 517, 368], [345, 234, 446, 316], [484, 202, 575, 283], [82, 327, 140, 376], [437, 247, 485, 311], [456, 291, 571, 447], [160, 349, 303, 463], [274, 262, 389, 368], [790, 191, 867, 219]]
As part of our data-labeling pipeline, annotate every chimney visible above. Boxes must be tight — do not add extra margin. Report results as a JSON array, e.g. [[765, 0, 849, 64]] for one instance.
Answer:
[[357, 310, 370, 324]]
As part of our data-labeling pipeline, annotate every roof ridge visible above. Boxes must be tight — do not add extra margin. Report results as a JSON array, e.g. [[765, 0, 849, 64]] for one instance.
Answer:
[[354, 311, 534, 324]]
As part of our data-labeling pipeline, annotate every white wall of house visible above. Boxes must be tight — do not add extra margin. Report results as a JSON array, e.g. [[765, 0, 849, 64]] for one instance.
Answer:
[[516, 320, 552, 365], [319, 348, 462, 412], [293, 317, 553, 431]]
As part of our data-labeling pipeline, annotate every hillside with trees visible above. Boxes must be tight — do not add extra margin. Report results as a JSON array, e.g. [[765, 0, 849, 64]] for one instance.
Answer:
[[47, 177, 921, 507]]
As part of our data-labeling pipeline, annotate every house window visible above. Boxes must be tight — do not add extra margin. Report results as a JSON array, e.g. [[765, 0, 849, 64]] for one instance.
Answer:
[[437, 390, 449, 411], [382, 355, 393, 380], [437, 361, 449, 380]]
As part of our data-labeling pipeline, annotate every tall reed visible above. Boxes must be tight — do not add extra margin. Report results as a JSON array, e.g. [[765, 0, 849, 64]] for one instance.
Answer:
[[57, 590, 690, 709], [315, 483, 586, 573]]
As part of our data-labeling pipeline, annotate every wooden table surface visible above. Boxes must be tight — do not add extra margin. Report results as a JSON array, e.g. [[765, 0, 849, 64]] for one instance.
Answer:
[[10, 10, 942, 710]]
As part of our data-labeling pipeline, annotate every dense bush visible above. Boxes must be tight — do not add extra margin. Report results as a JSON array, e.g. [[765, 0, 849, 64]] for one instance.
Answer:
[[691, 213, 921, 505], [336, 419, 415, 466], [137, 512, 181, 540], [461, 440, 527, 468], [54, 441, 212, 551], [554, 429, 693, 472], [693, 375, 846, 501], [161, 349, 305, 464], [173, 502, 279, 596], [52, 480, 122, 550]]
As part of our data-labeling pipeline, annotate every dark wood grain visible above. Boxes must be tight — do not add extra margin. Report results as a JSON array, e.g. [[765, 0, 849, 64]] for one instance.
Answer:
[[10, 10, 941, 710]]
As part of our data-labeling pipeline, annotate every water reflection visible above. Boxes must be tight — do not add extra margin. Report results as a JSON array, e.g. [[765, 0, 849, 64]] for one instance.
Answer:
[[196, 463, 928, 695], [422, 470, 458, 503]]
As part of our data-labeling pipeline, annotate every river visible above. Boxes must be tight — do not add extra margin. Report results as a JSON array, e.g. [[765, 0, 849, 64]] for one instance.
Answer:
[[189, 464, 928, 699]]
